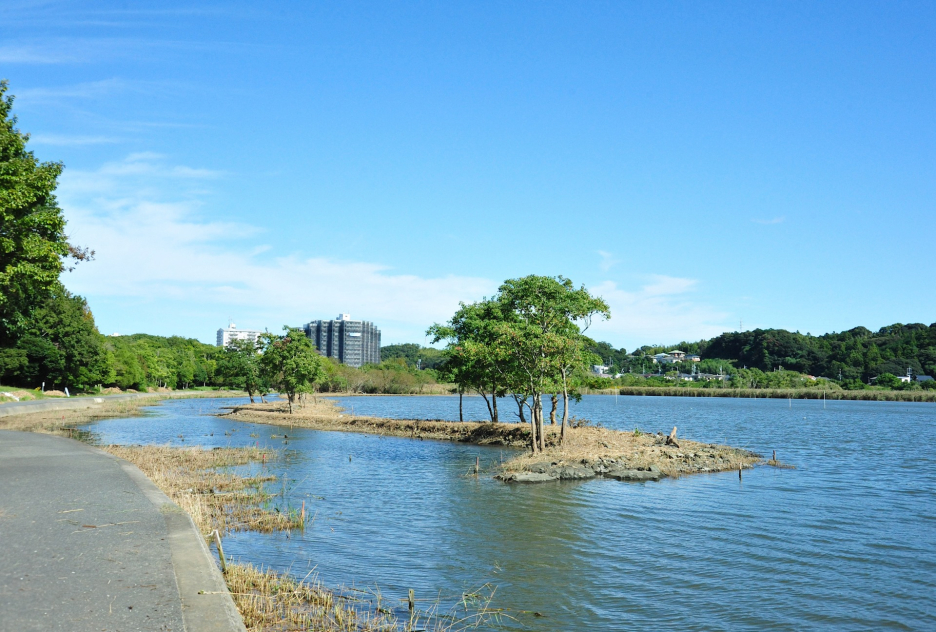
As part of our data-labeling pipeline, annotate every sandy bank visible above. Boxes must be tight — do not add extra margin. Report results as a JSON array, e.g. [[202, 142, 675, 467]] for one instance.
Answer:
[[222, 399, 761, 482]]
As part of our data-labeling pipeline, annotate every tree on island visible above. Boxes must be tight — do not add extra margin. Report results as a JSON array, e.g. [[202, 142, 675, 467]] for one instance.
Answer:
[[430, 275, 608, 453], [218, 338, 267, 403], [260, 327, 324, 413]]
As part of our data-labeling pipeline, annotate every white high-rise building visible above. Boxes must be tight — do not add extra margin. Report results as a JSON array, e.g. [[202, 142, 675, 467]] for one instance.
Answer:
[[216, 323, 263, 348]]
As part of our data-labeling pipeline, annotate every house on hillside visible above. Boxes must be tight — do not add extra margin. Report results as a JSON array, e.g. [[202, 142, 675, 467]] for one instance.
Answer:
[[651, 350, 694, 364]]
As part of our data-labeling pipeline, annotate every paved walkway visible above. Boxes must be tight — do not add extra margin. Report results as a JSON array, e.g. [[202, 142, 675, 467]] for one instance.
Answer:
[[0, 430, 246, 632]]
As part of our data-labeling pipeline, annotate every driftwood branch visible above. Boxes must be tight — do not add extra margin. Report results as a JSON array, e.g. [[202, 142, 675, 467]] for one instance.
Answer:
[[665, 426, 680, 448]]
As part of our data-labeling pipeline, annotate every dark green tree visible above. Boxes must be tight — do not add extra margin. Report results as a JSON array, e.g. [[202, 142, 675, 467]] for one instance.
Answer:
[[0, 80, 91, 347], [218, 338, 267, 403], [260, 327, 324, 413]]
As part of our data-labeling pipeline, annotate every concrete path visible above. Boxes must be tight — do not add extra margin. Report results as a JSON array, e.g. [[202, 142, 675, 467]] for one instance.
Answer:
[[0, 430, 246, 632]]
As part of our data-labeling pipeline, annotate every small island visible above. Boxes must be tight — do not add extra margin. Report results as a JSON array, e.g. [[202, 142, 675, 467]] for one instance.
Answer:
[[222, 398, 760, 483]]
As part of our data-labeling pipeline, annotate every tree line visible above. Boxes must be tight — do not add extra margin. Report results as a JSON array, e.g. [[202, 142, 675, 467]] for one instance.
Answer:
[[589, 325, 936, 389]]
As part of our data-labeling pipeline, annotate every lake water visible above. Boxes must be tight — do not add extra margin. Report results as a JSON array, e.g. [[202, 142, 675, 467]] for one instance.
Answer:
[[79, 395, 936, 631]]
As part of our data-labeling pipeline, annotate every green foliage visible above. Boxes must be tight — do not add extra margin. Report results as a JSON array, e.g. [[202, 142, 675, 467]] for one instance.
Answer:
[[0, 80, 90, 345], [379, 344, 445, 370], [0, 287, 110, 390], [259, 327, 324, 412], [106, 334, 219, 391], [316, 357, 441, 394], [874, 373, 900, 389], [217, 338, 267, 402], [430, 274, 609, 450]]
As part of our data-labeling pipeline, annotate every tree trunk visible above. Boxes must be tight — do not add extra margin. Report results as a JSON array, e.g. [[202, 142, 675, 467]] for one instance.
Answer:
[[536, 395, 546, 451], [287, 393, 294, 414], [492, 380, 499, 422], [481, 391, 494, 422], [561, 384, 569, 443], [529, 401, 538, 453], [514, 395, 526, 424], [549, 394, 557, 424]]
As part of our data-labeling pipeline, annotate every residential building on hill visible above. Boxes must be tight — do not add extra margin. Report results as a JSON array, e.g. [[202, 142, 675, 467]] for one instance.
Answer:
[[216, 323, 263, 347], [304, 314, 381, 368]]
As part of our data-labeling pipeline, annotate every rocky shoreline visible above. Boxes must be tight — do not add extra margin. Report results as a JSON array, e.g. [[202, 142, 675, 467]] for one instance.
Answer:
[[498, 433, 758, 483]]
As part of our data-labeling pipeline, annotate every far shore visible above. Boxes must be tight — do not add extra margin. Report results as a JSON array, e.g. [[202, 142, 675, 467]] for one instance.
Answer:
[[221, 398, 763, 483]]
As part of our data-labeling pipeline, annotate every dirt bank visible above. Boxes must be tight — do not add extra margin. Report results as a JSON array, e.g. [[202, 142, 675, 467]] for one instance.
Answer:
[[222, 399, 761, 482]]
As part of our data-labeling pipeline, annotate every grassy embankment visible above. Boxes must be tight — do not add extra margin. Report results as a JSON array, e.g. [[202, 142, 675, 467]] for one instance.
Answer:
[[223, 398, 761, 478], [578, 386, 936, 402], [5, 395, 497, 631]]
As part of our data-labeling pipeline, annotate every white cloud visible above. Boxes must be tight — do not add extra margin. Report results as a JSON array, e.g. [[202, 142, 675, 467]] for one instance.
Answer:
[[58, 154, 496, 343], [586, 276, 731, 348], [57, 154, 731, 346]]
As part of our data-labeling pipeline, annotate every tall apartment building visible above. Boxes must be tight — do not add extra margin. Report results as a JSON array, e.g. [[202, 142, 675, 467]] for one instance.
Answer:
[[304, 314, 381, 368], [216, 323, 263, 348]]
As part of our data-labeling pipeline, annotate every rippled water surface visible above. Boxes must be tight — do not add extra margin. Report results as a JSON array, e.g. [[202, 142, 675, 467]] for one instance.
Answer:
[[81, 395, 936, 631]]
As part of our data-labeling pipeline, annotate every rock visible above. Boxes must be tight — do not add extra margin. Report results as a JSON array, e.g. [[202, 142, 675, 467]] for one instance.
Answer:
[[526, 461, 555, 474], [648, 464, 662, 474], [547, 466, 596, 480], [605, 468, 663, 482], [499, 472, 558, 483]]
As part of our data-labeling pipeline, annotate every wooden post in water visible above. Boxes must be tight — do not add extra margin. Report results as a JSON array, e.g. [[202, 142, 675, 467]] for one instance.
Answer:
[[213, 529, 227, 573], [408, 589, 415, 613], [475, 456, 479, 476], [772, 450, 776, 462], [738, 464, 743, 481]]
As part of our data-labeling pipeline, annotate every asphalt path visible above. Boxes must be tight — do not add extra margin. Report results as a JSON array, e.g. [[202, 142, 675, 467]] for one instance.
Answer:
[[0, 430, 246, 632]]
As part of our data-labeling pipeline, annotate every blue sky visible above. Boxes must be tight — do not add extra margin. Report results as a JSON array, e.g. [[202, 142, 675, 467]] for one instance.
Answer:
[[3, 1, 934, 348]]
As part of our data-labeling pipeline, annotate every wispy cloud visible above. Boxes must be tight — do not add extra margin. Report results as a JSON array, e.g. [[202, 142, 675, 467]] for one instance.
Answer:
[[597, 250, 621, 272], [752, 216, 785, 225], [30, 134, 121, 146], [58, 154, 496, 343], [586, 276, 731, 348], [0, 44, 82, 64]]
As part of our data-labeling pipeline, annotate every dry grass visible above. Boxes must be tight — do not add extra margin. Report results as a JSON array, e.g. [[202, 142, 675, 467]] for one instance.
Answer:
[[503, 426, 759, 477], [226, 562, 501, 632], [0, 390, 245, 434], [98, 444, 305, 535], [224, 399, 532, 447]]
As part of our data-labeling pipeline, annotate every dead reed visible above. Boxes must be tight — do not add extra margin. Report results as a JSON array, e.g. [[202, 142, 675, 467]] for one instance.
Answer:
[[98, 444, 305, 535], [225, 562, 502, 632]]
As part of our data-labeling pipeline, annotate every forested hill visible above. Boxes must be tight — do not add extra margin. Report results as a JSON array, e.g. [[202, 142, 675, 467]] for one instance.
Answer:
[[698, 324, 936, 381], [605, 323, 936, 382]]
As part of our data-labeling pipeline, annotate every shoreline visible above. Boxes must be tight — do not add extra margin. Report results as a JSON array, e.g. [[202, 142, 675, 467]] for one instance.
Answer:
[[222, 399, 762, 482], [0, 390, 246, 433]]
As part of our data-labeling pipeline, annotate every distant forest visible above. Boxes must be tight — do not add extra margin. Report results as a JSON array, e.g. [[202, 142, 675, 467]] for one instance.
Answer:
[[585, 323, 936, 384]]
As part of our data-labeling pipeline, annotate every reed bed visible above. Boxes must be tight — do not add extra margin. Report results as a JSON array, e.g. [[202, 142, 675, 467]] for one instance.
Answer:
[[600, 386, 936, 401], [226, 562, 501, 632], [98, 445, 305, 535]]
